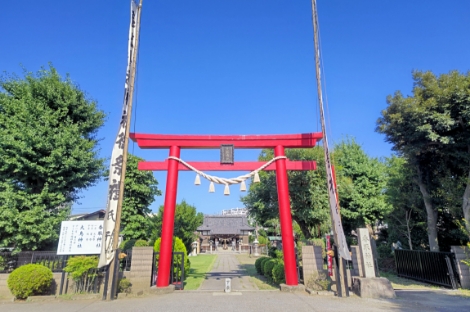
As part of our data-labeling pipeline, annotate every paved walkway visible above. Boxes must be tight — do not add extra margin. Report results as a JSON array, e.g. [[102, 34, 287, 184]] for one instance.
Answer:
[[199, 254, 257, 291], [1, 254, 469, 311], [1, 289, 469, 312]]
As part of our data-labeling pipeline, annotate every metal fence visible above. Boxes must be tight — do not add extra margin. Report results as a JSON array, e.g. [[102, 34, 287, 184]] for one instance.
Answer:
[[1, 251, 69, 273], [0, 252, 18, 273], [31, 251, 69, 272], [151, 252, 185, 290], [395, 249, 460, 289]]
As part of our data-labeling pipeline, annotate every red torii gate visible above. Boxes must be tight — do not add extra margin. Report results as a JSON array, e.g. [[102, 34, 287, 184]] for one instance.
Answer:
[[130, 132, 323, 287]]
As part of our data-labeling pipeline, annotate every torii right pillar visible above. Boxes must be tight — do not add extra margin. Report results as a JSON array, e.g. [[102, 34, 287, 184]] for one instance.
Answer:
[[274, 145, 298, 285]]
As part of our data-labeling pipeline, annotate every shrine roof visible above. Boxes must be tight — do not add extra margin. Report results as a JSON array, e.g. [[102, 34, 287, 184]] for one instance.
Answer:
[[197, 215, 255, 235]]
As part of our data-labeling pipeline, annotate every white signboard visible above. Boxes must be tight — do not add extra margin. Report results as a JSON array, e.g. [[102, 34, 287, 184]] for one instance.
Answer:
[[57, 221, 104, 255]]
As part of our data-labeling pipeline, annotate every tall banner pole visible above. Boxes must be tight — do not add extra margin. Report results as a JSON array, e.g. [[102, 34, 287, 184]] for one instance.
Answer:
[[310, 0, 351, 261], [99, 0, 143, 300]]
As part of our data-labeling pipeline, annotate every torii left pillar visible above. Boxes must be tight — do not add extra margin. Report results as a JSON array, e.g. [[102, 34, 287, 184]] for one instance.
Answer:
[[157, 146, 180, 287], [274, 145, 298, 285]]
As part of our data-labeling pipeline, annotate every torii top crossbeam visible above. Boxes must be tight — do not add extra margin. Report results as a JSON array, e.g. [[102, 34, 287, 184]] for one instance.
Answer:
[[129, 132, 323, 149]]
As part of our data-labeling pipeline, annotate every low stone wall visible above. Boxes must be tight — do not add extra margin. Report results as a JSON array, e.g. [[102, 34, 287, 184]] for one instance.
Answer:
[[301, 245, 323, 285], [451, 245, 470, 289], [125, 246, 154, 294], [350, 246, 363, 278]]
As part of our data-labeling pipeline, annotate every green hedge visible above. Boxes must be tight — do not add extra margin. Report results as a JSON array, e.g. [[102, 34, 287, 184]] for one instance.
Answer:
[[134, 239, 149, 247], [7, 264, 53, 299], [263, 259, 277, 279], [272, 262, 285, 284], [259, 257, 271, 275], [255, 257, 268, 274], [119, 239, 136, 251], [154, 237, 190, 280]]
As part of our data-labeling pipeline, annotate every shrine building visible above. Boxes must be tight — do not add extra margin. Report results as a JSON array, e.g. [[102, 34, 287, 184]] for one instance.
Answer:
[[197, 215, 255, 252]]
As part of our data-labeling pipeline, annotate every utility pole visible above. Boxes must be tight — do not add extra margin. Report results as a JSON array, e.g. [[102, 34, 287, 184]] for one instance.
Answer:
[[310, 0, 350, 297]]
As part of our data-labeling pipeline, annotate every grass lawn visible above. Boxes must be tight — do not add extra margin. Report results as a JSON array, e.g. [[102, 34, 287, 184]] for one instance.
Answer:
[[380, 271, 470, 297], [184, 255, 217, 290], [236, 254, 278, 290]]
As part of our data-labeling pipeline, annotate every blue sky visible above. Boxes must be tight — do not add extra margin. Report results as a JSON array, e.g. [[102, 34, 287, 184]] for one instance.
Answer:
[[2, 1, 469, 215]]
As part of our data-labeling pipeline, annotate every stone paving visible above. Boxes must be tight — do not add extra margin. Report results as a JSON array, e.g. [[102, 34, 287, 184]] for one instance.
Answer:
[[1, 254, 470, 311], [1, 289, 470, 312], [198, 253, 257, 291]]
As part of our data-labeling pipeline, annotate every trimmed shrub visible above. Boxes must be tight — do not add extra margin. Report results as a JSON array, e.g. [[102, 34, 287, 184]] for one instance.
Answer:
[[257, 236, 268, 245], [255, 257, 268, 274], [118, 278, 132, 294], [306, 270, 330, 291], [119, 239, 136, 251], [268, 247, 278, 258], [7, 264, 53, 299], [274, 250, 283, 260], [259, 257, 270, 275], [134, 239, 149, 247], [154, 237, 190, 280], [64, 256, 99, 293], [263, 259, 277, 279], [272, 262, 285, 284]]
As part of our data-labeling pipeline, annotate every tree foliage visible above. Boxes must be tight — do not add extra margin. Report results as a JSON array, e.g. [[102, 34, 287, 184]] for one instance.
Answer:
[[0, 65, 106, 251], [243, 141, 389, 240], [120, 153, 161, 240], [382, 156, 428, 250], [377, 70, 470, 250], [334, 138, 390, 233], [150, 200, 203, 251], [242, 147, 331, 239]]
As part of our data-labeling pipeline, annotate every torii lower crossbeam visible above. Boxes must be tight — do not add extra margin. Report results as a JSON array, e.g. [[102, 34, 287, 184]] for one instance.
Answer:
[[130, 132, 322, 287]]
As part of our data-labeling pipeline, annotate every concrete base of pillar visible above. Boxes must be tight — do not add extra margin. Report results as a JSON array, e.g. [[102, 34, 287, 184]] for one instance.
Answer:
[[149, 285, 175, 295], [351, 277, 396, 299], [305, 288, 335, 296], [280, 283, 306, 293]]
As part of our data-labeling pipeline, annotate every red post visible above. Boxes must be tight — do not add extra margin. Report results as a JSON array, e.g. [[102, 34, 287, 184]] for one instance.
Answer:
[[274, 145, 298, 286], [157, 146, 180, 287]]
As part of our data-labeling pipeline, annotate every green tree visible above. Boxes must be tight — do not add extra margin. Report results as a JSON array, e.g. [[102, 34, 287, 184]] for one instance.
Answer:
[[377, 70, 470, 250], [0, 65, 106, 251], [120, 153, 161, 240], [242, 147, 331, 239], [151, 200, 203, 251], [383, 156, 427, 250], [243, 141, 390, 241], [333, 138, 391, 234]]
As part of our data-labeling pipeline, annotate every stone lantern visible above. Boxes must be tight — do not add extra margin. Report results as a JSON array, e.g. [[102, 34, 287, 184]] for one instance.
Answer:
[[192, 241, 198, 256], [253, 238, 259, 256]]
